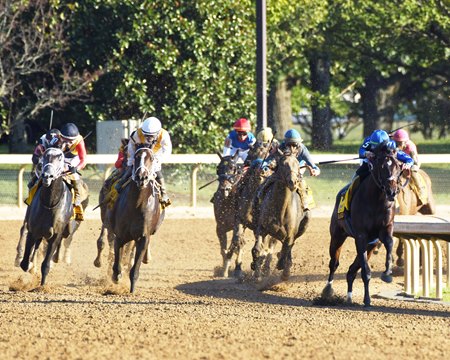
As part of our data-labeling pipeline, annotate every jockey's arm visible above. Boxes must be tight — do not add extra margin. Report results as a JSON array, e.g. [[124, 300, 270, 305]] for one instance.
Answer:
[[75, 139, 87, 170], [397, 150, 414, 169], [298, 145, 320, 176]]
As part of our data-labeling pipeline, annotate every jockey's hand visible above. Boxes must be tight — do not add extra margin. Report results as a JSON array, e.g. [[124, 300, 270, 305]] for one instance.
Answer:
[[365, 151, 375, 160], [68, 166, 78, 174], [310, 167, 320, 177]]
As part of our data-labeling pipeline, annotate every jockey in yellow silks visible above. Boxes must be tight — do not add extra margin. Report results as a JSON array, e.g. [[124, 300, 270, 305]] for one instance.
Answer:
[[115, 116, 172, 207]]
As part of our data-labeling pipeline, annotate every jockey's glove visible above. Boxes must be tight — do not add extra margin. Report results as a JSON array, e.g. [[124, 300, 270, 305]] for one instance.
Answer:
[[68, 166, 78, 174]]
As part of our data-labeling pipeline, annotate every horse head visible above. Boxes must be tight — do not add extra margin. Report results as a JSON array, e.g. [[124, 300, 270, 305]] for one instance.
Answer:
[[132, 145, 156, 189], [41, 147, 65, 187], [216, 151, 241, 198], [276, 153, 300, 191], [371, 144, 403, 201]]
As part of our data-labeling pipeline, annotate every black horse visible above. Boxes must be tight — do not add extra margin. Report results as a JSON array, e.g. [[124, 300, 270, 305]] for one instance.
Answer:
[[104, 145, 165, 293], [212, 151, 244, 276], [19, 148, 75, 285], [322, 144, 404, 307]]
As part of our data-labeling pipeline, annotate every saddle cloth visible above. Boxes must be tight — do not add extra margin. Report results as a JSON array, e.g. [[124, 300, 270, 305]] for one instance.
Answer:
[[337, 176, 360, 219]]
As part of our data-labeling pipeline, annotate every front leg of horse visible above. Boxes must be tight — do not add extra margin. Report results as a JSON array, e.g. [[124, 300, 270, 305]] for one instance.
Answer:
[[20, 231, 36, 273], [380, 235, 394, 283], [15, 222, 28, 267], [395, 237, 405, 267], [277, 240, 294, 281], [227, 223, 245, 279], [217, 227, 230, 277], [41, 235, 62, 286], [112, 238, 123, 284], [94, 225, 107, 268], [129, 237, 149, 293], [251, 233, 265, 282]]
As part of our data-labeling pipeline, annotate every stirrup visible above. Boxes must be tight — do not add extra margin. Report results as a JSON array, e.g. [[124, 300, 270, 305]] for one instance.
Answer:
[[160, 197, 171, 209]]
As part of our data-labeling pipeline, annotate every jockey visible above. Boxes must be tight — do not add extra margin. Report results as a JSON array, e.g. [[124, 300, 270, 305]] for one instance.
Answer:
[[59, 123, 87, 221], [28, 128, 61, 189], [356, 129, 413, 181], [393, 129, 426, 202], [223, 118, 256, 163], [256, 129, 319, 211], [115, 116, 172, 207]]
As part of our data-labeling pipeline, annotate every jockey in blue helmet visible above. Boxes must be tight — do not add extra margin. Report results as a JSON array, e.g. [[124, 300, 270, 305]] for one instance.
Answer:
[[355, 129, 413, 181]]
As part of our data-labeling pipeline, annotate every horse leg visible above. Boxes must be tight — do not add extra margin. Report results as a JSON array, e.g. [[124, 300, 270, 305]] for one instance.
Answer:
[[63, 222, 79, 265], [262, 237, 277, 277], [216, 225, 229, 277], [112, 237, 124, 283], [227, 223, 245, 279], [41, 235, 62, 286], [395, 237, 404, 267], [251, 231, 266, 282], [15, 221, 28, 267], [20, 231, 36, 273], [379, 232, 394, 283], [322, 227, 347, 300], [277, 238, 294, 281], [53, 241, 62, 263], [129, 236, 149, 293], [94, 225, 106, 267], [347, 239, 372, 307]]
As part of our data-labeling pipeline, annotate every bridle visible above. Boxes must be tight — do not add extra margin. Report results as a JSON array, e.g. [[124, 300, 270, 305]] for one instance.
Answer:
[[369, 153, 403, 199], [41, 147, 65, 186], [132, 146, 156, 189]]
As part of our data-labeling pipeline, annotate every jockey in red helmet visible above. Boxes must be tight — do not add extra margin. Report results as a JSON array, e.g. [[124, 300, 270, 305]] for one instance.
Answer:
[[223, 118, 256, 163]]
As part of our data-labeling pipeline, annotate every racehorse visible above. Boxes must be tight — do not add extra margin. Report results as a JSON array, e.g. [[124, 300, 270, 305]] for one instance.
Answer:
[[223, 144, 273, 278], [251, 151, 310, 281], [19, 147, 76, 285], [394, 169, 435, 266], [212, 151, 244, 276], [103, 145, 164, 293], [322, 144, 404, 307]]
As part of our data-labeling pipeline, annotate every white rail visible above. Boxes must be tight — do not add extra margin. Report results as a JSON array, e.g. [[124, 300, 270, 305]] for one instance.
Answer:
[[0, 153, 448, 208], [393, 215, 450, 300]]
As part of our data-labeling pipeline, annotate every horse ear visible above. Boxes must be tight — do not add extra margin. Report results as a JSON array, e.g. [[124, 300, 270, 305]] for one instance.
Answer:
[[217, 152, 223, 160]]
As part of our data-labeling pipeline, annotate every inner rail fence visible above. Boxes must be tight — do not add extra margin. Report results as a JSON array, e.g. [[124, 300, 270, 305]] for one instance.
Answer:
[[0, 154, 448, 210]]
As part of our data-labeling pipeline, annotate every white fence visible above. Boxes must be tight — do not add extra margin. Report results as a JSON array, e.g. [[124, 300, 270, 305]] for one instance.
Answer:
[[0, 153, 448, 208]]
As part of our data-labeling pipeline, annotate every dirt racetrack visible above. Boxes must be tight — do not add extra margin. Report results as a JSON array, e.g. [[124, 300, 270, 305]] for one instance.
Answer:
[[0, 216, 449, 360]]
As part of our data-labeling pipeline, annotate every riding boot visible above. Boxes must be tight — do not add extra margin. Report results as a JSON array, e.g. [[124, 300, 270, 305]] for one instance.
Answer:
[[298, 178, 308, 210], [115, 166, 132, 192], [72, 180, 84, 221], [27, 171, 38, 189], [156, 171, 171, 208], [411, 169, 426, 204]]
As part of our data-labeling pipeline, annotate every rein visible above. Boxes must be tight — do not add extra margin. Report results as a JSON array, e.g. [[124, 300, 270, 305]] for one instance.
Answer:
[[132, 147, 156, 185], [369, 155, 402, 197]]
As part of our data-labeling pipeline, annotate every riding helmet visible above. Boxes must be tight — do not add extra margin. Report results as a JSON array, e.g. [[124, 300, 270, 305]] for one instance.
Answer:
[[141, 117, 162, 136], [393, 129, 409, 142], [369, 129, 389, 145], [61, 123, 80, 140], [257, 128, 273, 143], [284, 129, 303, 144], [45, 128, 61, 141], [233, 118, 251, 132], [387, 140, 397, 151]]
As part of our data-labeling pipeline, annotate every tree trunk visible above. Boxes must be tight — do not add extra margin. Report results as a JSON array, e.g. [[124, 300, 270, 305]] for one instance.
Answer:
[[268, 79, 291, 140], [8, 120, 28, 153], [360, 72, 381, 137], [309, 55, 332, 150]]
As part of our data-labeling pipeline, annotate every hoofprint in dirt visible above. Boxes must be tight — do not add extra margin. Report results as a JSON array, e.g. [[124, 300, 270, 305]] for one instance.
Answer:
[[0, 219, 449, 360]]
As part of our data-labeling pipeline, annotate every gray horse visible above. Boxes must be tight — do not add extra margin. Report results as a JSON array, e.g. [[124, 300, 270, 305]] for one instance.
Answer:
[[19, 148, 76, 285], [103, 145, 165, 293]]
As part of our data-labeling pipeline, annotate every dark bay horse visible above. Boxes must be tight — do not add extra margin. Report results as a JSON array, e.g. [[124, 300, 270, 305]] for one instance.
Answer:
[[322, 145, 404, 307], [394, 169, 435, 266], [19, 148, 75, 285], [251, 152, 310, 281], [104, 145, 164, 292], [223, 144, 274, 278], [212, 151, 244, 276]]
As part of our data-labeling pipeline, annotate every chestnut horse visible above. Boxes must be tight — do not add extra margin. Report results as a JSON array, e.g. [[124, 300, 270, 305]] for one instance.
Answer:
[[104, 145, 165, 292], [394, 169, 436, 266], [322, 144, 404, 307]]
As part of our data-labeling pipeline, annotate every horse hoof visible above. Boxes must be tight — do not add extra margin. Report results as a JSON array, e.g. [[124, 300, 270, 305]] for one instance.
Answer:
[[381, 273, 393, 283], [93, 258, 101, 268], [321, 284, 334, 299], [112, 273, 121, 284], [396, 258, 405, 267]]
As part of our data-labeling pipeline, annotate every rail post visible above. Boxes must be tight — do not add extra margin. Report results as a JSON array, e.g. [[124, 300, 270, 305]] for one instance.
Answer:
[[18, 165, 26, 208], [190, 164, 200, 208]]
